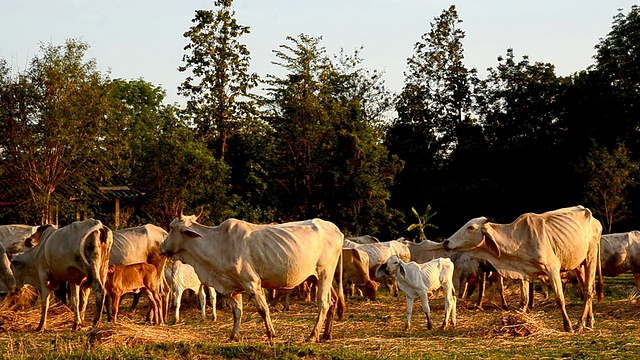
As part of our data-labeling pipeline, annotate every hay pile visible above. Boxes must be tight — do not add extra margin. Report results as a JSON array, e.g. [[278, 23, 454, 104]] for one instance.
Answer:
[[0, 288, 74, 332], [492, 310, 557, 337]]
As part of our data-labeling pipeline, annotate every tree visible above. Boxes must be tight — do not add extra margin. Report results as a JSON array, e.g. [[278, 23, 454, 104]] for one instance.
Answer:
[[578, 142, 638, 234], [179, 0, 259, 160], [407, 205, 439, 241], [264, 34, 401, 234], [0, 39, 110, 224]]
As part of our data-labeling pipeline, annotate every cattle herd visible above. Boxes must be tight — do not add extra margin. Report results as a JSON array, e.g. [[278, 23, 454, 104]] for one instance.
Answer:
[[0, 205, 639, 342]]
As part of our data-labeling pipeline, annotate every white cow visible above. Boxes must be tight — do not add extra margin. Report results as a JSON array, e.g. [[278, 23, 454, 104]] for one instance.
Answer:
[[160, 213, 345, 342], [165, 259, 217, 323], [11, 220, 113, 331], [376, 255, 456, 330], [443, 206, 603, 332], [600, 231, 640, 291]]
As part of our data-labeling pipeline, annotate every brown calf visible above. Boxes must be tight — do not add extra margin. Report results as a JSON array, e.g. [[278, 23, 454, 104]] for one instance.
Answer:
[[105, 263, 163, 324]]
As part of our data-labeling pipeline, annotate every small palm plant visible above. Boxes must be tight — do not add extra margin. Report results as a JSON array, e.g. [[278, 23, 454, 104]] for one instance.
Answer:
[[407, 205, 439, 242]]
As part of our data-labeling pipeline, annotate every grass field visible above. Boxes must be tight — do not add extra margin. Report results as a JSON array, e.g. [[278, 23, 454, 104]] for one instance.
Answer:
[[0, 275, 638, 359]]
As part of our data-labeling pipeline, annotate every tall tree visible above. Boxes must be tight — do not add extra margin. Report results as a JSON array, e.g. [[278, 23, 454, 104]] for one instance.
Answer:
[[0, 39, 110, 223], [265, 34, 401, 234], [178, 0, 259, 160], [386, 5, 477, 234]]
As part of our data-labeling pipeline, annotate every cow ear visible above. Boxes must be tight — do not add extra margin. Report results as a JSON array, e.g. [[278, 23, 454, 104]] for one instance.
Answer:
[[482, 225, 501, 257], [399, 264, 406, 278], [184, 229, 203, 239]]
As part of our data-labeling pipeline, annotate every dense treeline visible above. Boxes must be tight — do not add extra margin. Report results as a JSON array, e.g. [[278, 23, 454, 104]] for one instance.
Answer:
[[1, 2, 639, 240]]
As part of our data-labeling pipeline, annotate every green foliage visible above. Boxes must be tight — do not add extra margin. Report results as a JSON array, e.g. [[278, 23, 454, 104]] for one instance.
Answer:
[[578, 142, 639, 233], [406, 205, 439, 241], [179, 0, 259, 159]]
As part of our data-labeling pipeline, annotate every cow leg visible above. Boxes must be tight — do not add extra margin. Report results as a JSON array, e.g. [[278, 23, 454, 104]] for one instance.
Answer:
[[475, 271, 486, 309], [321, 286, 338, 340], [519, 280, 530, 312], [69, 283, 82, 330], [130, 293, 142, 311], [439, 284, 455, 330], [634, 272, 640, 294], [90, 278, 105, 327], [419, 293, 433, 331], [112, 293, 122, 323], [174, 286, 184, 323], [208, 287, 217, 321], [248, 284, 276, 340], [36, 286, 51, 332], [227, 293, 243, 342], [497, 276, 508, 310], [404, 295, 414, 330], [528, 280, 535, 310], [548, 270, 573, 332], [79, 286, 91, 323], [308, 275, 333, 342], [578, 260, 597, 331], [145, 289, 160, 325], [198, 285, 207, 320]]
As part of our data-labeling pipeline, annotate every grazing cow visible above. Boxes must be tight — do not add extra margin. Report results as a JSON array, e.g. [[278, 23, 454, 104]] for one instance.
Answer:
[[105, 263, 163, 324], [600, 231, 640, 291], [109, 224, 169, 322], [11, 220, 113, 331], [443, 206, 603, 332], [349, 240, 411, 296], [160, 213, 345, 342], [0, 243, 16, 293], [342, 248, 379, 300], [165, 259, 217, 323], [376, 255, 456, 330], [0, 224, 38, 255], [347, 235, 380, 244]]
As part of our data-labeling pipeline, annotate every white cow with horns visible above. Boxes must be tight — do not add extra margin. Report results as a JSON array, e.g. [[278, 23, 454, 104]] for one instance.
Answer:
[[442, 205, 603, 332], [160, 212, 345, 342]]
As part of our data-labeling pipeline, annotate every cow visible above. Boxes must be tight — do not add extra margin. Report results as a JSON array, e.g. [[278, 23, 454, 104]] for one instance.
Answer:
[[160, 213, 345, 342], [342, 248, 379, 300], [109, 224, 169, 322], [105, 263, 163, 324], [347, 235, 380, 244], [10, 219, 113, 331], [600, 231, 640, 291], [0, 224, 38, 255], [443, 206, 603, 332], [376, 255, 456, 331], [165, 259, 217, 323], [348, 240, 411, 296], [401, 238, 450, 264]]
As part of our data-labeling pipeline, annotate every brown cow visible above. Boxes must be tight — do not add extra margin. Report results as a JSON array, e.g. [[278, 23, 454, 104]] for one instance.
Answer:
[[105, 263, 163, 324], [342, 248, 379, 301]]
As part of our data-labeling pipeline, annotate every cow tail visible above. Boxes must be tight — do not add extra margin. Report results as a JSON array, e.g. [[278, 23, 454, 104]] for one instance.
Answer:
[[99, 227, 114, 286], [336, 246, 346, 321], [596, 238, 604, 303]]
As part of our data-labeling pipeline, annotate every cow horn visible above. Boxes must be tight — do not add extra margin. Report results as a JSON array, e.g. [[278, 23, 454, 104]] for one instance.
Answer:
[[179, 208, 184, 219], [196, 207, 204, 220]]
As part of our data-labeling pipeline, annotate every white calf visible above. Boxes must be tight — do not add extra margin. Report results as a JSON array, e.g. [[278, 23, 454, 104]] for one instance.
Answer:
[[165, 259, 217, 323], [376, 255, 456, 330]]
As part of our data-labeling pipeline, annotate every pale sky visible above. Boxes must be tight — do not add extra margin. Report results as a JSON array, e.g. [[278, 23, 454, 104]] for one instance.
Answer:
[[1, 1, 636, 106]]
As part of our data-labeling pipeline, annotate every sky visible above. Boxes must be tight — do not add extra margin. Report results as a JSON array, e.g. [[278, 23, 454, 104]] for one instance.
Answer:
[[1, 1, 637, 106]]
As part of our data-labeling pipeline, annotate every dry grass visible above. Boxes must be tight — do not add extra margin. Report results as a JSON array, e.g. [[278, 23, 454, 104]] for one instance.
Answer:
[[0, 279, 639, 358]]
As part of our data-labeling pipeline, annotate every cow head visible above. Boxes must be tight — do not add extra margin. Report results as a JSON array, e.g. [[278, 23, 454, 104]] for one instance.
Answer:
[[375, 255, 405, 278], [25, 224, 55, 248], [161, 216, 204, 257], [361, 280, 379, 301], [443, 217, 501, 257]]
